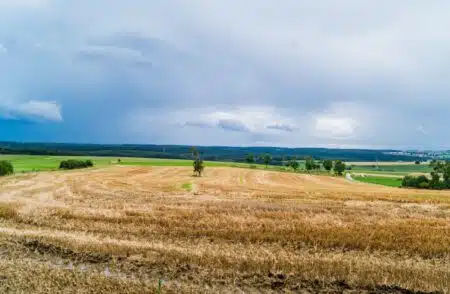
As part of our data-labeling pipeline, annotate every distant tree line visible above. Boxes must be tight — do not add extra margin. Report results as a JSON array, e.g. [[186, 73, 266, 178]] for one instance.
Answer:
[[244, 154, 347, 176], [402, 160, 450, 190], [245, 153, 273, 168], [303, 157, 346, 175], [0, 142, 427, 163]]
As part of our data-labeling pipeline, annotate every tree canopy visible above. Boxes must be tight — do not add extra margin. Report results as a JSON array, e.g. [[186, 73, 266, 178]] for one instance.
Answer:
[[260, 154, 272, 168], [287, 159, 300, 171], [245, 154, 255, 165], [323, 159, 333, 172], [334, 160, 346, 176]]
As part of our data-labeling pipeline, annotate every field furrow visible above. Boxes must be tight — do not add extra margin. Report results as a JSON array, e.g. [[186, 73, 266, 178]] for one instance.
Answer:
[[0, 166, 448, 293]]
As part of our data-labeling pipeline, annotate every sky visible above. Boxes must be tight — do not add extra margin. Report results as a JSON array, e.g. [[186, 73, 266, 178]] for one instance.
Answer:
[[1, 1, 450, 149]]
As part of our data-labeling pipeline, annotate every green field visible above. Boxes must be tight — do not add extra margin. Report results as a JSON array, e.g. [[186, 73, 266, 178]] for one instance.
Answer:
[[353, 175, 403, 187], [349, 164, 432, 176], [0, 155, 277, 172]]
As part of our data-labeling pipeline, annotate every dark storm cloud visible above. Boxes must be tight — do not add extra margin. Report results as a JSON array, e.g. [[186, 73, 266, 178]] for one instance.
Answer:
[[266, 124, 294, 132], [217, 119, 250, 133], [2, 1, 450, 148]]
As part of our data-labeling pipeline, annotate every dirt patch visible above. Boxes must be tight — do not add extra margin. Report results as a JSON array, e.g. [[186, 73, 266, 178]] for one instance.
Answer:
[[238, 273, 440, 293], [20, 239, 112, 264]]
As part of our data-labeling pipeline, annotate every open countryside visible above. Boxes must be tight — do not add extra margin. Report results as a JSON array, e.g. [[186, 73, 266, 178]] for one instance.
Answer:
[[0, 154, 433, 173], [4, 1, 450, 293], [0, 154, 438, 187], [0, 154, 448, 293]]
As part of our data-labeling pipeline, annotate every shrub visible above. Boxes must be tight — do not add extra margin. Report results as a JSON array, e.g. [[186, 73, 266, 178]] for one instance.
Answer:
[[419, 182, 429, 189], [322, 159, 333, 172], [59, 159, 95, 170], [287, 160, 299, 171], [0, 161, 14, 176], [334, 160, 346, 176], [402, 175, 431, 189]]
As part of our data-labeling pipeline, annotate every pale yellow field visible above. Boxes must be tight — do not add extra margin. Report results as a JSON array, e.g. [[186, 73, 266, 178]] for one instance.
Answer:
[[0, 166, 448, 293]]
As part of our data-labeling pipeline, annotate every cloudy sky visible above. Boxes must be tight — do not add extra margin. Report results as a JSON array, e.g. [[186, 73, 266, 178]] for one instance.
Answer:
[[1, 1, 449, 149]]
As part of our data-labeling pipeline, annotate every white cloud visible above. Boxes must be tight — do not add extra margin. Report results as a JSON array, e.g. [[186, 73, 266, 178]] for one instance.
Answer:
[[126, 106, 304, 139], [78, 45, 152, 66], [315, 117, 357, 139], [191, 107, 300, 134], [416, 125, 429, 135], [0, 100, 62, 122]]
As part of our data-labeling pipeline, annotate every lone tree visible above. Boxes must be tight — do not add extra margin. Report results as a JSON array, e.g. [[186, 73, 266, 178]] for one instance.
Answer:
[[0, 161, 14, 176], [191, 147, 205, 177], [315, 160, 322, 172], [245, 154, 255, 166], [260, 153, 272, 168], [305, 156, 316, 172], [334, 160, 346, 176], [287, 159, 299, 171], [323, 159, 333, 172]]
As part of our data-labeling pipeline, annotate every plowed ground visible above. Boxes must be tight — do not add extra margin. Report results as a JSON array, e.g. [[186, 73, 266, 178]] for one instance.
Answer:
[[0, 166, 449, 293]]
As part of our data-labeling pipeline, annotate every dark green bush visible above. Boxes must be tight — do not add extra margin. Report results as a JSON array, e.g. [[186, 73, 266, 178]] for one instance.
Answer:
[[402, 175, 429, 188], [59, 159, 95, 170], [419, 182, 429, 189], [0, 161, 14, 176], [401, 174, 450, 190]]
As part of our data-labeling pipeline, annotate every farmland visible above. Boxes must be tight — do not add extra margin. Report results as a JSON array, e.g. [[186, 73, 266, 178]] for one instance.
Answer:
[[0, 154, 430, 174], [353, 175, 403, 187], [1, 155, 435, 189], [0, 164, 448, 293], [0, 155, 267, 172], [349, 163, 433, 176]]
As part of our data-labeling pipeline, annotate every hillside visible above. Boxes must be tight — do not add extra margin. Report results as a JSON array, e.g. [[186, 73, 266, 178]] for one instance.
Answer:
[[0, 142, 425, 164]]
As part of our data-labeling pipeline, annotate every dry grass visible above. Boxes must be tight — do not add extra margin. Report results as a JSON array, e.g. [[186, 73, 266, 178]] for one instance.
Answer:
[[0, 166, 448, 293]]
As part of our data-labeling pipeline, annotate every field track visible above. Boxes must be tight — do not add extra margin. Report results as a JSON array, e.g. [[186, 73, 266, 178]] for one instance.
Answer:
[[0, 166, 449, 293]]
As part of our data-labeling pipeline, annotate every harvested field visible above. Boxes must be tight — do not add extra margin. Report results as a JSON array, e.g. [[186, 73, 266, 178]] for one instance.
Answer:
[[0, 166, 449, 293]]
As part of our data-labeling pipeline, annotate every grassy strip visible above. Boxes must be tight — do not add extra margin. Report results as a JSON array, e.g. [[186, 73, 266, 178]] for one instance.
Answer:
[[0, 155, 304, 174], [354, 175, 403, 188], [0, 155, 264, 172], [181, 183, 193, 192]]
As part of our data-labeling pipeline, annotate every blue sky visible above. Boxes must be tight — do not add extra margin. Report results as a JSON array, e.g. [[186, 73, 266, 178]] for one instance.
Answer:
[[1, 1, 450, 149]]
